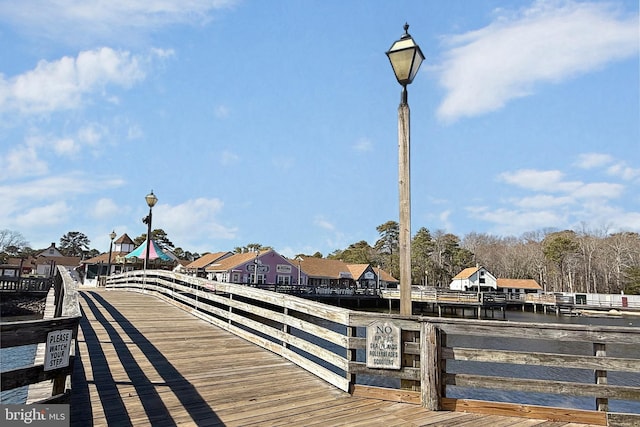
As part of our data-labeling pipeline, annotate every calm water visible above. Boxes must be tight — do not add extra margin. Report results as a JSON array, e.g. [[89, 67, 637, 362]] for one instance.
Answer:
[[0, 314, 40, 404], [447, 310, 640, 413], [292, 308, 640, 414]]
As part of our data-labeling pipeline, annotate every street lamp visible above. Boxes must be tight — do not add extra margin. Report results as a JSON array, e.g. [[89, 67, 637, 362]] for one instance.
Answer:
[[386, 23, 424, 316], [107, 230, 116, 277], [142, 190, 158, 273], [296, 256, 303, 287]]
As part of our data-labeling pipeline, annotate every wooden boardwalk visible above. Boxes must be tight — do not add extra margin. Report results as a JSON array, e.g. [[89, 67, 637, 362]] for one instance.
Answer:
[[71, 289, 599, 426]]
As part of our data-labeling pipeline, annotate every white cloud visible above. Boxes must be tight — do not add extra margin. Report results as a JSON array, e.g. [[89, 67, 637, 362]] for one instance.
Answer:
[[0, 0, 238, 45], [573, 182, 624, 199], [314, 216, 335, 231], [607, 163, 640, 181], [575, 152, 613, 169], [0, 173, 125, 201], [0, 143, 48, 180], [498, 169, 581, 192], [52, 138, 77, 156], [436, 1, 639, 121], [0, 48, 148, 114], [439, 210, 453, 231], [155, 198, 237, 250], [468, 206, 566, 235], [353, 137, 373, 152], [475, 151, 639, 236], [15, 201, 72, 228], [91, 198, 120, 220], [515, 194, 573, 209]]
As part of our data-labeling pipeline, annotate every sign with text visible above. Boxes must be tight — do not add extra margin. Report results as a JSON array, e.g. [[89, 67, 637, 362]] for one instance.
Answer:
[[44, 329, 72, 371], [366, 321, 401, 370]]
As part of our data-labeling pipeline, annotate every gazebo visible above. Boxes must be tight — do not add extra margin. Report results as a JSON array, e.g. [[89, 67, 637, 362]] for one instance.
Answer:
[[122, 240, 178, 270]]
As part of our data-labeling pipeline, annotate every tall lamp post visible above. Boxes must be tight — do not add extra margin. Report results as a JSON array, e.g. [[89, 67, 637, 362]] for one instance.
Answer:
[[142, 190, 158, 273], [386, 23, 424, 316], [107, 230, 116, 277]]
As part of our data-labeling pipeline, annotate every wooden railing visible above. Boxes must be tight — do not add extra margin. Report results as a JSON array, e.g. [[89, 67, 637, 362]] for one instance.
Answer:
[[0, 276, 53, 293], [106, 271, 640, 426], [0, 267, 81, 403]]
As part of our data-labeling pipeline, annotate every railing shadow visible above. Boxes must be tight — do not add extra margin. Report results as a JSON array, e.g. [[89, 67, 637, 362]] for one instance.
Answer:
[[71, 291, 222, 426]]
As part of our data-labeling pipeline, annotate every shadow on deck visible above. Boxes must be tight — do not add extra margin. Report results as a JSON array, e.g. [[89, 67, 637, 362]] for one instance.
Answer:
[[70, 289, 601, 426]]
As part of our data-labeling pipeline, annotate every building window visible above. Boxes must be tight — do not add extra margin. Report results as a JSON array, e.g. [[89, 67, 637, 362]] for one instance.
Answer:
[[277, 275, 291, 285], [250, 274, 265, 284]]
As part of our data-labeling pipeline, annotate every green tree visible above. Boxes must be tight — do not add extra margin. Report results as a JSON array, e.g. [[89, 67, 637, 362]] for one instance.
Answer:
[[134, 229, 175, 250], [60, 231, 90, 257], [374, 221, 399, 279], [412, 227, 434, 286], [337, 240, 375, 264], [542, 231, 579, 292], [234, 244, 272, 254], [623, 266, 640, 295]]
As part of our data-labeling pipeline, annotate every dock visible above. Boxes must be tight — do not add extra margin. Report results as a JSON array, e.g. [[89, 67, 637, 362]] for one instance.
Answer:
[[70, 289, 598, 426]]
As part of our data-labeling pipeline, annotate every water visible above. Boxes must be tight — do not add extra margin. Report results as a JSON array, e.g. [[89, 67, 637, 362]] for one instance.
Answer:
[[445, 310, 640, 413], [294, 308, 640, 414], [0, 314, 41, 404], [0, 345, 37, 404]]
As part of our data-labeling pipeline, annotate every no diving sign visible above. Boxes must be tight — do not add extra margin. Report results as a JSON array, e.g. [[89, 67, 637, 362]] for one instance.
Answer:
[[44, 329, 72, 371]]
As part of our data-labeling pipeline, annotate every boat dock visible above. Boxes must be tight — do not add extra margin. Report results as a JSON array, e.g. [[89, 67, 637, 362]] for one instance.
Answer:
[[3, 267, 638, 426]]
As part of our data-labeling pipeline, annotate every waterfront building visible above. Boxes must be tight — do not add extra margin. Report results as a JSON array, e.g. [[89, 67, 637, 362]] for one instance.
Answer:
[[449, 266, 497, 292], [496, 278, 542, 295], [449, 266, 542, 294], [205, 249, 306, 286], [296, 256, 398, 294], [185, 252, 233, 278]]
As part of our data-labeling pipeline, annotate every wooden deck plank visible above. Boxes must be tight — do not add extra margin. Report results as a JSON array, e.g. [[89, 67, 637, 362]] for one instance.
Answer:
[[70, 289, 602, 426]]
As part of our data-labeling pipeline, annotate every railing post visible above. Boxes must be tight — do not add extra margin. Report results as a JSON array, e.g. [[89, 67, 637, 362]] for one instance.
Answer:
[[346, 324, 357, 393], [401, 330, 420, 391], [594, 342, 608, 412], [421, 322, 442, 410]]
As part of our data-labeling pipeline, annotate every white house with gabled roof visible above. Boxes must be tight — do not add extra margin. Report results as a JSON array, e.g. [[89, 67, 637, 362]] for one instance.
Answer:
[[449, 266, 497, 292], [449, 266, 543, 294]]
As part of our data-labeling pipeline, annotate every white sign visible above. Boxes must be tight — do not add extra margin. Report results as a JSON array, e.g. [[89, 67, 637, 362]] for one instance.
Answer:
[[44, 329, 72, 371], [276, 264, 292, 274], [366, 321, 401, 370]]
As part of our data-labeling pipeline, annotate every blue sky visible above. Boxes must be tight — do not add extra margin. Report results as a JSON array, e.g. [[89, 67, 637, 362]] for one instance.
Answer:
[[1, 0, 638, 257]]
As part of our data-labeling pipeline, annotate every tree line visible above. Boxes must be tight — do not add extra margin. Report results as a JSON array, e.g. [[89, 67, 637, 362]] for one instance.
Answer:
[[2, 223, 639, 295], [325, 222, 640, 295]]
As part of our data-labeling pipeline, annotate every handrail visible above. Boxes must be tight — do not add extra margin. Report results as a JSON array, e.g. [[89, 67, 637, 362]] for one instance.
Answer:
[[0, 276, 52, 293], [0, 266, 81, 404], [105, 271, 640, 425]]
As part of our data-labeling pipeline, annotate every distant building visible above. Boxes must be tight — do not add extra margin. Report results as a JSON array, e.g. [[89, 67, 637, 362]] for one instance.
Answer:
[[34, 243, 81, 277], [205, 250, 305, 286], [496, 278, 542, 294], [449, 266, 542, 294], [449, 266, 497, 292], [296, 256, 398, 292], [185, 252, 233, 278], [81, 234, 137, 285]]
